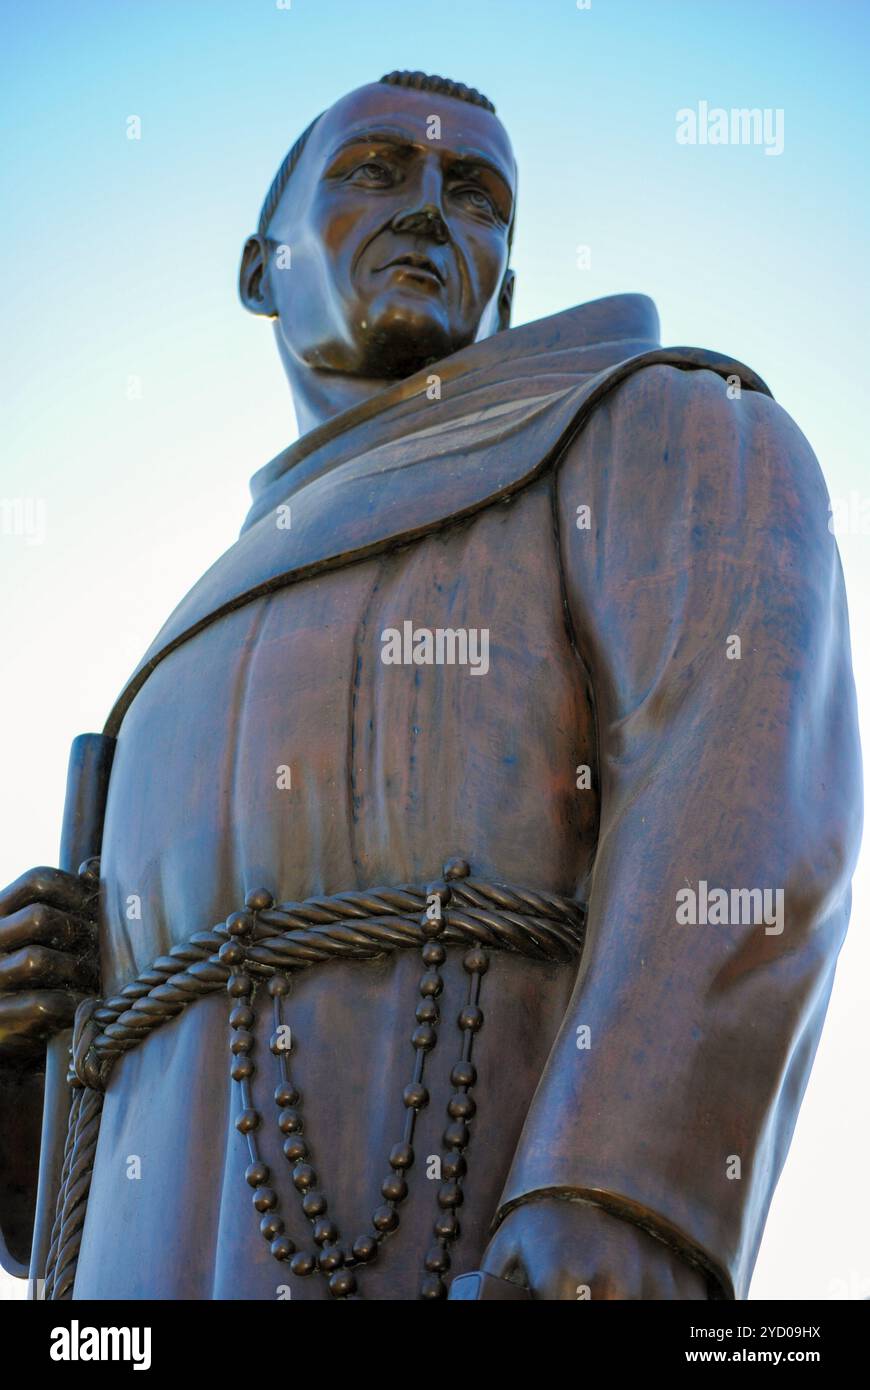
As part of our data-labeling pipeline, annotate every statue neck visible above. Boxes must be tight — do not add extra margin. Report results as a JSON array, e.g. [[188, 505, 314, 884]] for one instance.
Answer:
[[283, 354, 393, 437]]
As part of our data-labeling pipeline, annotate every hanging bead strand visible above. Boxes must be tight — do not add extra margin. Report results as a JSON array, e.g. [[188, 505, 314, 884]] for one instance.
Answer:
[[420, 861, 486, 1300], [223, 894, 298, 1272]]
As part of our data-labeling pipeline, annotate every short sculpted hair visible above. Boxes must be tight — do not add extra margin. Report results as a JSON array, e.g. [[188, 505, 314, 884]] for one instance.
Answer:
[[256, 70, 499, 237]]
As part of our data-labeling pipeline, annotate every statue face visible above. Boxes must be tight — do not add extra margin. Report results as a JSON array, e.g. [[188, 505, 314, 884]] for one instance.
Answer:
[[260, 83, 516, 379]]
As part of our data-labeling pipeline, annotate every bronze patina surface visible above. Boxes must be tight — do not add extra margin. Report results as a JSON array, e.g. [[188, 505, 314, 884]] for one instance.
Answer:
[[0, 72, 861, 1301]]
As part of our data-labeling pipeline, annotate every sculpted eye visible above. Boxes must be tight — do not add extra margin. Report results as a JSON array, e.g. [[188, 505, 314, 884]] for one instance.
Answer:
[[458, 186, 496, 215], [352, 160, 393, 185]]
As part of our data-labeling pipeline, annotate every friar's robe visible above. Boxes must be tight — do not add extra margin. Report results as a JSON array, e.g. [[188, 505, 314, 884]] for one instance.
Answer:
[[6, 294, 862, 1299]]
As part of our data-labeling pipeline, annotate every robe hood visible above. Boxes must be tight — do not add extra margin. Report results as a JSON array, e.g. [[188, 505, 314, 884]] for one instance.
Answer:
[[105, 294, 769, 735]]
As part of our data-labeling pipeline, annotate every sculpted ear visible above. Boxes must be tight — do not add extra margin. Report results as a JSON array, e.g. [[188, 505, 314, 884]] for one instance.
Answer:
[[497, 269, 515, 332], [238, 234, 277, 318]]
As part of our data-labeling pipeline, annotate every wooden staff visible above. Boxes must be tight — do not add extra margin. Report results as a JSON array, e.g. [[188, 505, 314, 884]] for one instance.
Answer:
[[27, 733, 114, 1298]]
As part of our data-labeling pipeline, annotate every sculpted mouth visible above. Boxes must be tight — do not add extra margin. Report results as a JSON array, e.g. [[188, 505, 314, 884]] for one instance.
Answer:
[[379, 253, 445, 286]]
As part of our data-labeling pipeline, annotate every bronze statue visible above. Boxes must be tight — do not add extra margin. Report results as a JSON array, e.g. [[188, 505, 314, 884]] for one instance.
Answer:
[[0, 71, 861, 1301]]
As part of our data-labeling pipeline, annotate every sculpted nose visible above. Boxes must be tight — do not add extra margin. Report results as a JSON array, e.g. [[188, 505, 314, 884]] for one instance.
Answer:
[[390, 202, 449, 245]]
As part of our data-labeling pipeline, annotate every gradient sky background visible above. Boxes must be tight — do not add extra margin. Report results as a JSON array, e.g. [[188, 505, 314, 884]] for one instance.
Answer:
[[2, 0, 868, 1300]]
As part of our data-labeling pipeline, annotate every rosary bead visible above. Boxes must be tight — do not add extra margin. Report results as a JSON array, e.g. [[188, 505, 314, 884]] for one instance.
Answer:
[[302, 1190, 327, 1219], [235, 1109, 260, 1134], [443, 1121, 469, 1150], [416, 999, 438, 1024], [228, 973, 253, 998], [458, 1004, 483, 1032], [421, 914, 447, 941], [290, 1251, 315, 1277], [381, 1174, 408, 1203], [229, 1004, 255, 1031], [462, 948, 489, 975], [372, 1205, 399, 1233], [352, 1234, 378, 1263], [219, 940, 246, 966], [245, 888, 274, 912], [412, 1024, 436, 1051], [443, 858, 470, 881], [226, 911, 254, 938], [260, 1213, 284, 1239], [270, 1029, 292, 1055], [292, 1163, 317, 1192], [267, 974, 290, 997], [369, 1200, 397, 1234], [283, 1137, 308, 1163], [403, 1083, 429, 1110], [450, 1060, 476, 1088], [447, 1092, 476, 1120], [278, 1108, 303, 1135], [433, 1211, 459, 1241], [270, 1235, 295, 1262], [389, 1143, 414, 1170], [231, 1058, 254, 1082], [418, 970, 443, 998], [425, 879, 452, 905], [441, 1151, 467, 1181], [274, 1083, 300, 1107], [230, 1031, 254, 1055], [317, 1244, 344, 1273], [245, 1161, 270, 1188], [419, 1274, 447, 1299], [437, 1183, 464, 1210], [313, 1218, 338, 1246], [328, 1270, 357, 1298], [421, 941, 446, 966], [424, 1245, 451, 1274], [253, 1187, 278, 1213]]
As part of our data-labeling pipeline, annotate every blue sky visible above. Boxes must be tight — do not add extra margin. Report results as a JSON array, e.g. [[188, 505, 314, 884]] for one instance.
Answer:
[[2, 0, 868, 1299]]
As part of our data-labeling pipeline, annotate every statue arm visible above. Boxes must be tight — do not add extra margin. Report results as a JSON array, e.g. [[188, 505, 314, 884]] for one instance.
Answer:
[[492, 363, 862, 1298]]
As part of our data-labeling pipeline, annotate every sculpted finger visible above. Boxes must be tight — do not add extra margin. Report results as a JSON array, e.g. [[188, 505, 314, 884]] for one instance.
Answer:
[[585, 1244, 648, 1300], [0, 903, 93, 954], [0, 865, 96, 919], [638, 1250, 707, 1300], [479, 1221, 524, 1283], [0, 989, 82, 1053], [0, 944, 95, 992]]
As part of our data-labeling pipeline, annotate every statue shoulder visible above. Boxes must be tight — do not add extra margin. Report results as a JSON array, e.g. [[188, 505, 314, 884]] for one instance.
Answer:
[[556, 349, 829, 532]]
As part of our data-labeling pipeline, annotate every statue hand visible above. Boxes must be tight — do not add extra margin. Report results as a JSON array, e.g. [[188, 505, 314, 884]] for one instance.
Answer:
[[0, 864, 100, 1065], [479, 1197, 712, 1300]]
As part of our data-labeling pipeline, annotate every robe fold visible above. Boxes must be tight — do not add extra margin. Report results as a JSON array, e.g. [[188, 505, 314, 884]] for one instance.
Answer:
[[2, 294, 860, 1299]]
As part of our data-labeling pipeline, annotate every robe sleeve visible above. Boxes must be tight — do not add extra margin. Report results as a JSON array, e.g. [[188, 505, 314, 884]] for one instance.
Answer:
[[495, 362, 862, 1299]]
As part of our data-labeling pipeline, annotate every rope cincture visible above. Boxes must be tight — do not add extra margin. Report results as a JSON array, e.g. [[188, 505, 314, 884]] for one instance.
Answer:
[[44, 868, 586, 1300]]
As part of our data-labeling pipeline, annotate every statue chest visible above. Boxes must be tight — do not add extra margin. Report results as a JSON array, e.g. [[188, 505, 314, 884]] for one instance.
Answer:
[[98, 479, 597, 992], [73, 478, 599, 1299]]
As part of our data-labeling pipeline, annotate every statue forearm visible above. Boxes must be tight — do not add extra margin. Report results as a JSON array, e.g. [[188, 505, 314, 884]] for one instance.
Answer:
[[497, 363, 861, 1297]]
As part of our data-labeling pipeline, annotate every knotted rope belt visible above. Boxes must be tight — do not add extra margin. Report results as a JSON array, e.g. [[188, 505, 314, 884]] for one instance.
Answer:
[[44, 858, 586, 1301]]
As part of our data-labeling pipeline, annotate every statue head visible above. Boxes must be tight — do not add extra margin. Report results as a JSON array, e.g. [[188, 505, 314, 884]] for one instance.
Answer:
[[239, 71, 516, 426]]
